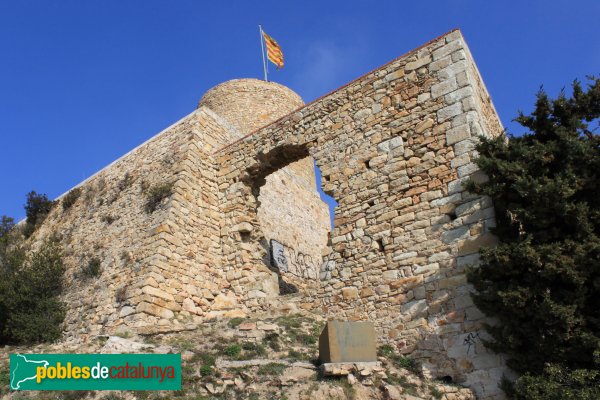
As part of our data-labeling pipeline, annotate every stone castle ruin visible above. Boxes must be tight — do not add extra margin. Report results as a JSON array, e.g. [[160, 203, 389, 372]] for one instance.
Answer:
[[30, 30, 507, 398]]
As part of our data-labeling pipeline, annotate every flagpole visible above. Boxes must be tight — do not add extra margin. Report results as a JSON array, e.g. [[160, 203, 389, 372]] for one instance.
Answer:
[[258, 25, 268, 82]]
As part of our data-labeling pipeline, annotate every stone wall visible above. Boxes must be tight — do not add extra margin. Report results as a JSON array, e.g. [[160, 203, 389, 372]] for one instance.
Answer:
[[214, 30, 506, 398], [29, 111, 200, 339], [29, 78, 331, 336]]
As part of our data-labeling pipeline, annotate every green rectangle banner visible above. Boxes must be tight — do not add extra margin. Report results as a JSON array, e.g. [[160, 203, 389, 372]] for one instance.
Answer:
[[9, 353, 181, 391]]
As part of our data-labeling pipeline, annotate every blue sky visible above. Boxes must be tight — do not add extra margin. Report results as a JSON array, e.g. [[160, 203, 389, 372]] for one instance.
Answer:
[[1, 1, 598, 220]]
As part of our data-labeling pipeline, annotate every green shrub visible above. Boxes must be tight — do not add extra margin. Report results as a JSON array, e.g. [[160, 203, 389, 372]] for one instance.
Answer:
[[256, 362, 286, 376], [195, 353, 216, 367], [264, 332, 281, 351], [82, 256, 101, 279], [378, 344, 395, 358], [228, 317, 245, 328], [241, 342, 267, 359], [297, 333, 317, 346], [0, 216, 15, 239], [199, 364, 212, 376], [275, 314, 304, 329], [144, 182, 173, 213], [393, 356, 419, 373], [377, 344, 420, 375], [0, 363, 9, 396], [224, 344, 241, 358], [23, 191, 55, 238], [512, 363, 600, 400], [0, 235, 65, 344], [61, 187, 81, 210]]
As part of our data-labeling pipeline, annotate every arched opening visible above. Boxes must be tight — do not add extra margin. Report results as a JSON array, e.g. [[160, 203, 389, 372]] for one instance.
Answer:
[[245, 144, 335, 293]]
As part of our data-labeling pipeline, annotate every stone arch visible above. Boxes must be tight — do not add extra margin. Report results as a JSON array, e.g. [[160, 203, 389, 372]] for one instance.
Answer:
[[242, 143, 313, 200]]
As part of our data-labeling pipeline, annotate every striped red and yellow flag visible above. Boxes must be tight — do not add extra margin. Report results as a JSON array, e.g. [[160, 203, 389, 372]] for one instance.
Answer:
[[263, 31, 284, 69]]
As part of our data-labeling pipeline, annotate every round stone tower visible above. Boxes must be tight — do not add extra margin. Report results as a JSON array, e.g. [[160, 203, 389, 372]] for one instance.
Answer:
[[198, 78, 304, 134]]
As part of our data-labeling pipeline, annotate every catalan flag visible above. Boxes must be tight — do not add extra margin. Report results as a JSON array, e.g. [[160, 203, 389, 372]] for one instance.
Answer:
[[262, 30, 284, 69]]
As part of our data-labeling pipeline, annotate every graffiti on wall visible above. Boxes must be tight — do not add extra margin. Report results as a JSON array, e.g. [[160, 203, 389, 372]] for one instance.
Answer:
[[463, 332, 481, 355], [269, 239, 319, 280]]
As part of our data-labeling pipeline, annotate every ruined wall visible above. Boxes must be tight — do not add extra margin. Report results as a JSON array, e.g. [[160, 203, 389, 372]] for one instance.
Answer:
[[29, 78, 330, 338], [215, 30, 506, 399]]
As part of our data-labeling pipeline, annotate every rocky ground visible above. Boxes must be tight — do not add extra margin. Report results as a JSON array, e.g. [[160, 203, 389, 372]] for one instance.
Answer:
[[0, 312, 474, 400]]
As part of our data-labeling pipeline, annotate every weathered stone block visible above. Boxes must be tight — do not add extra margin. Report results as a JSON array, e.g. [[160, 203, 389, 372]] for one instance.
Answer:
[[319, 321, 377, 363]]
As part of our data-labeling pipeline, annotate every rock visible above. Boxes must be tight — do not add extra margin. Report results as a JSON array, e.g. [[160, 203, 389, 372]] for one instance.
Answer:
[[181, 350, 194, 361], [257, 322, 278, 331], [100, 336, 152, 354], [205, 383, 216, 394], [136, 302, 174, 319], [347, 373, 357, 385], [382, 384, 403, 400], [153, 345, 173, 354], [212, 293, 238, 310], [320, 361, 382, 376], [182, 298, 197, 314], [118, 306, 135, 318], [238, 322, 256, 331], [341, 286, 359, 299], [284, 366, 315, 382]]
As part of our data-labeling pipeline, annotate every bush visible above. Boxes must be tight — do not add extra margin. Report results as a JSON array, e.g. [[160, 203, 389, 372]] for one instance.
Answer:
[[144, 182, 173, 213], [241, 342, 267, 359], [0, 233, 65, 344], [511, 363, 600, 400], [23, 191, 55, 237], [256, 362, 286, 376], [378, 344, 395, 358], [377, 344, 420, 375], [224, 344, 241, 358], [61, 187, 81, 210], [297, 333, 317, 346], [199, 364, 212, 376], [264, 332, 281, 351], [101, 214, 116, 224], [228, 317, 245, 328], [0, 216, 14, 239], [466, 78, 600, 396], [82, 256, 101, 279]]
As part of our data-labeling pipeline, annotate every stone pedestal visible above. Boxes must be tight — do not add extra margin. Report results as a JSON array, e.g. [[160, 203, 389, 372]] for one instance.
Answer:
[[318, 320, 377, 363]]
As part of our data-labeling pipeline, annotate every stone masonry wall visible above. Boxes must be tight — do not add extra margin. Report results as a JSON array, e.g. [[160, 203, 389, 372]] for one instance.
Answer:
[[29, 111, 201, 340], [29, 79, 329, 337], [214, 30, 506, 399]]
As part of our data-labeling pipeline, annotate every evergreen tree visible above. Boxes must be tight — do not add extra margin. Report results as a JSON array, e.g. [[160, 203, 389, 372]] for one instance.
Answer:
[[23, 190, 55, 238], [467, 77, 600, 398], [0, 191, 66, 344]]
